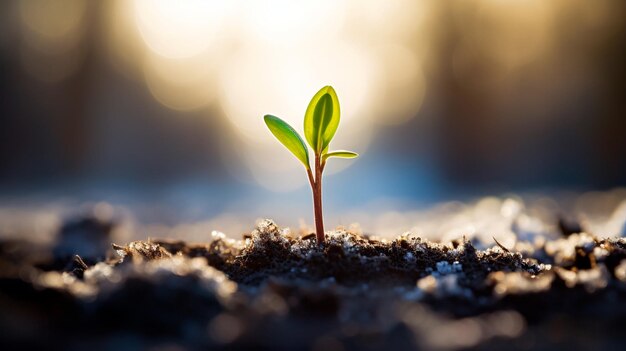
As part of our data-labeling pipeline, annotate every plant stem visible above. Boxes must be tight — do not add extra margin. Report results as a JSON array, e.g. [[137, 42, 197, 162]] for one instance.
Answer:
[[307, 155, 325, 245]]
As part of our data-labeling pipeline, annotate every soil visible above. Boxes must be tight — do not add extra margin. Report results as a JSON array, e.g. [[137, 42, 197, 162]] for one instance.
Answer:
[[2, 214, 626, 350]]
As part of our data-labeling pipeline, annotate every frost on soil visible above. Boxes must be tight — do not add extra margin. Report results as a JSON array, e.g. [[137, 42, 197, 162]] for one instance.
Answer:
[[2, 191, 626, 350]]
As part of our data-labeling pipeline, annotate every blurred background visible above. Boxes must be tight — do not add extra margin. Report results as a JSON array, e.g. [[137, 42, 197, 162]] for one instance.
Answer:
[[0, 0, 625, 238]]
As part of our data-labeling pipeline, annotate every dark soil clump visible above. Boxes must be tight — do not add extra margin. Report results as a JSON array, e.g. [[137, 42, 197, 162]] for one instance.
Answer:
[[2, 218, 626, 350]]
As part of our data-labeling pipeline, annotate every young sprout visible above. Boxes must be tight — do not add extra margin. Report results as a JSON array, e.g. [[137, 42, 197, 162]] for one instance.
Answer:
[[264, 86, 358, 245]]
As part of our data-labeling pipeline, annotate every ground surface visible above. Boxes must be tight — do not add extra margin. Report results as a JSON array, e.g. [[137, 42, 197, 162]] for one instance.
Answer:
[[2, 192, 626, 350]]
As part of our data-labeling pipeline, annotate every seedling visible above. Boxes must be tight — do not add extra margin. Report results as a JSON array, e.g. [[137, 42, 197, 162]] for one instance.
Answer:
[[264, 86, 358, 245]]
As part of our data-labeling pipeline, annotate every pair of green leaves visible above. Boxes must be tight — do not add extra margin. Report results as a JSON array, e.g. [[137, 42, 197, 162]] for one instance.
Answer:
[[264, 86, 358, 170]]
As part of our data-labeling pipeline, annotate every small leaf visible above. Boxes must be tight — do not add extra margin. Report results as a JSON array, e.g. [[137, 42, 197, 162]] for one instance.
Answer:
[[264, 115, 310, 169], [304, 86, 340, 154], [322, 150, 358, 161]]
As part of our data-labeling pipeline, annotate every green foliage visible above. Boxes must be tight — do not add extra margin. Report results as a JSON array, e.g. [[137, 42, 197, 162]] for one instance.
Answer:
[[322, 150, 358, 161], [304, 86, 340, 154], [264, 85, 357, 167], [263, 114, 310, 169]]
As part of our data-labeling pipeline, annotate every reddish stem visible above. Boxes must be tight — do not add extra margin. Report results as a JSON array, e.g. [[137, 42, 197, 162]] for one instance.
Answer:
[[307, 155, 325, 245]]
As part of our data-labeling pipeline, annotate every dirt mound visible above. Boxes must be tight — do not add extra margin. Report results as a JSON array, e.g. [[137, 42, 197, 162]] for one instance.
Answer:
[[2, 218, 626, 350]]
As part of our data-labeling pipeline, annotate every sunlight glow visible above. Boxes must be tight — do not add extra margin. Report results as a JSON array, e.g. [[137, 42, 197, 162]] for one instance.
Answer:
[[117, 0, 430, 190], [133, 0, 230, 59], [23, 0, 572, 191], [143, 53, 216, 111]]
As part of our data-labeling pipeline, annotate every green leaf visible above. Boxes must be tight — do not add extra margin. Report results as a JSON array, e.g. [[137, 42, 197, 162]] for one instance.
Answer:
[[264, 115, 310, 169], [322, 150, 358, 162], [304, 86, 340, 154]]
